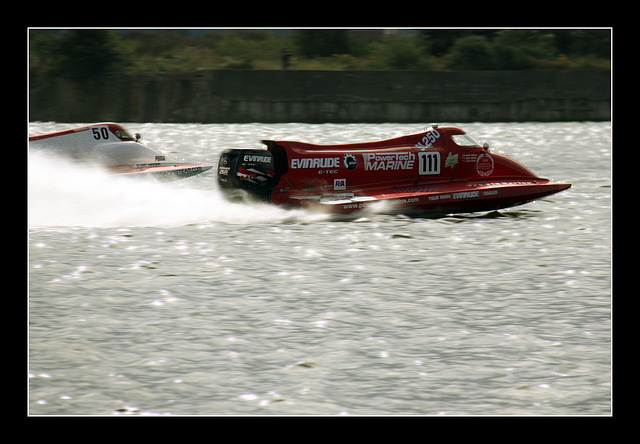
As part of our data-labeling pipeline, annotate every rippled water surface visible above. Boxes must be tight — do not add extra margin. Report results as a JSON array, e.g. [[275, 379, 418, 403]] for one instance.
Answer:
[[28, 122, 611, 415]]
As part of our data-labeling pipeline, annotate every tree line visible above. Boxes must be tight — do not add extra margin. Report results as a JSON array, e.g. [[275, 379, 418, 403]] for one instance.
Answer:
[[29, 29, 611, 79]]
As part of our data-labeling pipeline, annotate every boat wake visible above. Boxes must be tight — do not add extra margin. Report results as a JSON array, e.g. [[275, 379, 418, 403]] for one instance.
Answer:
[[28, 151, 324, 229]]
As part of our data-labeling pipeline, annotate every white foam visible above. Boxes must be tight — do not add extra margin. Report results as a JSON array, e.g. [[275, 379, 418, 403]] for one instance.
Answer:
[[28, 151, 321, 228]]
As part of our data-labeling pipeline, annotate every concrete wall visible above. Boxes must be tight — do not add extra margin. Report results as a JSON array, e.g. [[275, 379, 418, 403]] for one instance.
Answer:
[[29, 69, 611, 123]]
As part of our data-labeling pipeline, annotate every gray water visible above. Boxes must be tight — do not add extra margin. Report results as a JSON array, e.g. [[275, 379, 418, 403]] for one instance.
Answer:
[[28, 121, 611, 416]]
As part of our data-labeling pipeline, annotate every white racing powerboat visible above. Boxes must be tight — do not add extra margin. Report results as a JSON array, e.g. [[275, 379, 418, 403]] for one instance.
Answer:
[[29, 122, 212, 180]]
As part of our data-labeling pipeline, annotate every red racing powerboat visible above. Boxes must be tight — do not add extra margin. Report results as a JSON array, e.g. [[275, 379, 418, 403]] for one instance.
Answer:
[[29, 122, 213, 180], [216, 125, 571, 216]]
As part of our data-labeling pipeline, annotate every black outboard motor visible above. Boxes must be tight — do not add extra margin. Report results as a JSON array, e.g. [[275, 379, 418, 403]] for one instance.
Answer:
[[217, 149, 276, 202]]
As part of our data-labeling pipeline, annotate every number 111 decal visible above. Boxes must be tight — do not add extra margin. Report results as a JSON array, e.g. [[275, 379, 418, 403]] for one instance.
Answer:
[[418, 151, 441, 175]]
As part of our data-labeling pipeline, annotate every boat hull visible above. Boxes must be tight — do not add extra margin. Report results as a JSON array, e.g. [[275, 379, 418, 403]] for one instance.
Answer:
[[216, 125, 572, 216], [112, 163, 213, 181], [273, 180, 571, 215]]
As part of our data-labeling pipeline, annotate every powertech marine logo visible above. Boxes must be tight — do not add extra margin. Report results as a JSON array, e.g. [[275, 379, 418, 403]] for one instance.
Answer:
[[363, 152, 415, 171]]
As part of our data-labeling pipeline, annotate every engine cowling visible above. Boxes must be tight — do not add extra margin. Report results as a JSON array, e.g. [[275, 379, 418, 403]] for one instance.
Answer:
[[217, 149, 276, 201]]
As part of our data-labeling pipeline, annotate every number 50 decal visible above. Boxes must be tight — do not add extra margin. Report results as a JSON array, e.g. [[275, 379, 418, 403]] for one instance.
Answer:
[[418, 151, 440, 175], [92, 126, 110, 140]]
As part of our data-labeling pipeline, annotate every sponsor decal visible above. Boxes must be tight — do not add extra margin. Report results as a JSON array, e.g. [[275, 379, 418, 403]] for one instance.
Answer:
[[397, 197, 419, 204], [445, 152, 458, 169], [476, 152, 494, 177], [466, 181, 534, 188], [343, 202, 367, 210], [415, 128, 441, 149], [236, 167, 272, 183], [334, 178, 347, 190], [155, 167, 203, 176], [364, 152, 415, 171], [428, 194, 451, 201], [243, 154, 271, 163], [453, 191, 480, 199], [461, 153, 478, 163], [426, 189, 497, 201], [291, 157, 340, 169], [344, 153, 358, 171]]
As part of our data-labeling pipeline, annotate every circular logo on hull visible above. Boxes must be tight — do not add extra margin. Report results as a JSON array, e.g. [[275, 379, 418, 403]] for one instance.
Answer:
[[344, 153, 358, 171], [476, 152, 494, 177]]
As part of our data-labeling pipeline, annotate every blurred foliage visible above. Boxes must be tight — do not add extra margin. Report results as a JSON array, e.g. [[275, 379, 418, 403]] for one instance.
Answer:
[[29, 29, 611, 78]]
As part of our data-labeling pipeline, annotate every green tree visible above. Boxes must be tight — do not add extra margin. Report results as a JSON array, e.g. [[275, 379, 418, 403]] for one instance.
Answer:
[[215, 30, 286, 69], [293, 30, 350, 58], [377, 34, 434, 70], [444, 35, 496, 70], [556, 29, 610, 59], [420, 30, 499, 57], [55, 30, 125, 80], [490, 30, 556, 69]]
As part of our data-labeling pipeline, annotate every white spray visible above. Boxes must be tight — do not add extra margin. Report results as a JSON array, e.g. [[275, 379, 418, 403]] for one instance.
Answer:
[[28, 151, 322, 228]]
